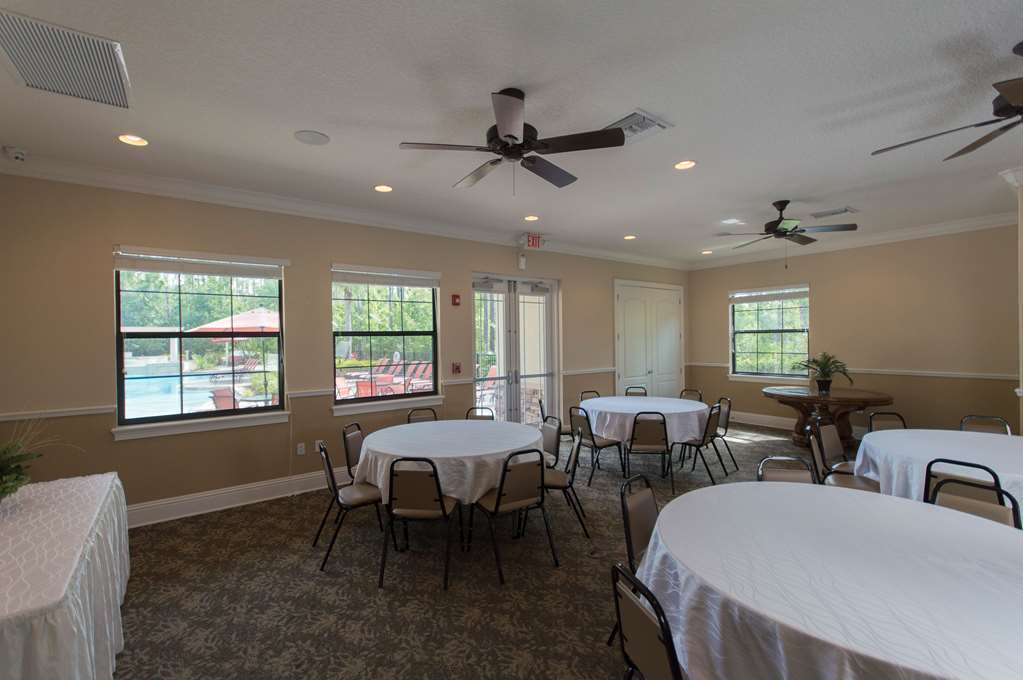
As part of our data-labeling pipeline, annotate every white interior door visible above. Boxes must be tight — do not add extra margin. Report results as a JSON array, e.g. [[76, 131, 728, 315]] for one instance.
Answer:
[[615, 282, 683, 397]]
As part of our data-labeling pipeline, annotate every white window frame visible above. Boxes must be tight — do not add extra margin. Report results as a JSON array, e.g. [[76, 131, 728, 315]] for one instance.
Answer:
[[728, 284, 810, 384]]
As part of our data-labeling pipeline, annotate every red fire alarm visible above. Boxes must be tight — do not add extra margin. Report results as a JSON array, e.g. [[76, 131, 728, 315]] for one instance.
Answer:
[[451, 362, 462, 375], [451, 294, 461, 306]]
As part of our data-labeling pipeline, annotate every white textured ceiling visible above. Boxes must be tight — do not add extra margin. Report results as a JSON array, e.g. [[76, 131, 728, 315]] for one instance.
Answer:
[[1, 0, 1021, 267]]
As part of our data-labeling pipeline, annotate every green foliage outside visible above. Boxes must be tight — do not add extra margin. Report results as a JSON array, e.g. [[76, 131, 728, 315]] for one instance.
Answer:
[[732, 297, 809, 375], [332, 283, 436, 367]]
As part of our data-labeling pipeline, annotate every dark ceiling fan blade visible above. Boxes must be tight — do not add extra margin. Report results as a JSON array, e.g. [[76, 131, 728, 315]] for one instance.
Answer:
[[870, 118, 1005, 156], [943, 118, 1023, 161], [400, 142, 491, 152], [785, 234, 817, 246], [799, 223, 858, 233], [716, 232, 767, 237], [520, 155, 577, 188], [994, 78, 1023, 108], [491, 88, 525, 143], [536, 128, 625, 155], [453, 158, 503, 188], [732, 235, 773, 250]]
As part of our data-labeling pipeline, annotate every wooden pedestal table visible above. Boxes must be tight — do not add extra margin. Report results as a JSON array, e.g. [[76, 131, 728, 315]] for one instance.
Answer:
[[761, 386, 892, 449]]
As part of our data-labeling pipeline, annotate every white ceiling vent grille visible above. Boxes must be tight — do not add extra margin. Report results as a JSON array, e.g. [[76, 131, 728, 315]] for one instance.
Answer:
[[603, 109, 674, 144], [0, 10, 130, 108]]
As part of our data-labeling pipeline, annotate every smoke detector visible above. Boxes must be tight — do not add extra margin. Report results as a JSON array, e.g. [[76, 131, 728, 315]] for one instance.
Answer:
[[604, 109, 674, 144], [810, 206, 858, 219], [0, 10, 131, 108]]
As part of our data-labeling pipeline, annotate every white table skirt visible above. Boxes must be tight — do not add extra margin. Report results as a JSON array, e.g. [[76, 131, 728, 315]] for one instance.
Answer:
[[636, 482, 1023, 680], [355, 420, 543, 503], [1, 473, 130, 680], [854, 429, 1023, 501], [580, 396, 709, 445]]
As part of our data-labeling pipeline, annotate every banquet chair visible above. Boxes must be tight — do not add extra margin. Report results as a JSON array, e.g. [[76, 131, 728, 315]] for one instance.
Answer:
[[712, 396, 739, 472], [580, 390, 601, 401], [541, 416, 563, 468], [570, 406, 625, 486], [679, 388, 703, 402], [757, 456, 815, 483], [807, 420, 880, 492], [471, 449, 558, 585], [627, 412, 675, 495], [378, 457, 463, 590], [924, 458, 1007, 504], [960, 415, 1012, 435], [316, 442, 384, 572], [407, 407, 438, 423], [341, 422, 365, 480], [465, 406, 496, 420], [625, 386, 648, 396], [676, 403, 723, 485], [611, 564, 687, 680], [606, 474, 660, 648], [538, 397, 572, 439], [867, 411, 907, 432], [542, 434, 590, 538], [929, 479, 1021, 529]]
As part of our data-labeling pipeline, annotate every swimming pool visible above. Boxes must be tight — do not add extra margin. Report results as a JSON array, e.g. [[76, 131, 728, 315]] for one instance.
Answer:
[[123, 376, 216, 419]]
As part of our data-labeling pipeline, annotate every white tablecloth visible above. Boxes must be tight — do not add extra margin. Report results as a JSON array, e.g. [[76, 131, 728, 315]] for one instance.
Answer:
[[854, 429, 1023, 501], [636, 482, 1023, 680], [580, 396, 709, 445], [355, 420, 543, 503], [1, 473, 130, 680]]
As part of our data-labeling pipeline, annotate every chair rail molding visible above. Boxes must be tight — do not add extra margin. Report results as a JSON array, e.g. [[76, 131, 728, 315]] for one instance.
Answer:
[[686, 362, 1017, 381]]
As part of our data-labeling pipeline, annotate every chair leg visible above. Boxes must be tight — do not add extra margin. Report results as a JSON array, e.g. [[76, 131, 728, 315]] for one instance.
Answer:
[[377, 517, 391, 588], [373, 503, 383, 532], [711, 440, 728, 476], [485, 512, 505, 585], [320, 508, 347, 572], [667, 452, 676, 495], [691, 445, 699, 472], [606, 621, 619, 646], [571, 487, 587, 518], [466, 504, 476, 552], [443, 518, 452, 591], [540, 506, 559, 567], [457, 503, 465, 552], [563, 489, 590, 538], [722, 437, 739, 471], [402, 520, 411, 552], [587, 446, 599, 486], [618, 444, 626, 477], [697, 446, 717, 485], [312, 496, 335, 547]]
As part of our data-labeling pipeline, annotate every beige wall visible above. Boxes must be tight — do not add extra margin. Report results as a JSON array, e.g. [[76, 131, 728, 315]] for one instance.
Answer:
[[0, 174, 685, 504], [685, 225, 1020, 431]]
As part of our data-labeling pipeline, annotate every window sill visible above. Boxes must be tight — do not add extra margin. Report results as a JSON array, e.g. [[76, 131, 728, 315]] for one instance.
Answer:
[[112, 410, 290, 441], [728, 374, 809, 385], [332, 394, 444, 417]]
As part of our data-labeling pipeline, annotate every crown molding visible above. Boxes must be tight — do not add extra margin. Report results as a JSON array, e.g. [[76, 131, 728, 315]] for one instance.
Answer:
[[683, 212, 1017, 270], [0, 158, 687, 271], [1000, 166, 1023, 189]]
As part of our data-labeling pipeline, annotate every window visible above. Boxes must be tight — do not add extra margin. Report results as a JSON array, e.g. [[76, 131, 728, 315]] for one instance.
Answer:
[[730, 285, 809, 377], [114, 247, 285, 425], [332, 264, 440, 404]]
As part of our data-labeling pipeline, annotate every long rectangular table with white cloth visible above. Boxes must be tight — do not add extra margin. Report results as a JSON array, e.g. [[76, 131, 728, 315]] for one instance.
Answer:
[[0, 473, 130, 680]]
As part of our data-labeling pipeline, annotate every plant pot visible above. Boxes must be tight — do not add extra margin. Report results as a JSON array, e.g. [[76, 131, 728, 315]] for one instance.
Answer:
[[816, 379, 832, 394]]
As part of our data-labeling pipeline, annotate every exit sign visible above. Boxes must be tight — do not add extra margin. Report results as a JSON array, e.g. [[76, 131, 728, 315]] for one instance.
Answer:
[[524, 232, 544, 249]]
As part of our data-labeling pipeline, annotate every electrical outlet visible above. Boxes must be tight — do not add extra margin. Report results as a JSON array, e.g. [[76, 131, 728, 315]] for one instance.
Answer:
[[296, 442, 305, 456], [314, 439, 326, 453]]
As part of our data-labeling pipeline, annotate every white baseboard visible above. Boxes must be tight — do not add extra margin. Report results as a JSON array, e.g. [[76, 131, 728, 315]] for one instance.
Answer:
[[126, 467, 350, 528], [731, 410, 867, 439]]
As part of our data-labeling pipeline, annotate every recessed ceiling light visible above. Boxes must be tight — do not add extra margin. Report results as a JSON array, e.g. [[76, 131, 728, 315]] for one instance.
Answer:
[[373, 185, 393, 193], [701, 250, 713, 255], [118, 134, 148, 147], [673, 160, 696, 170], [721, 218, 743, 225], [523, 215, 539, 222], [294, 130, 330, 146], [623, 235, 637, 240]]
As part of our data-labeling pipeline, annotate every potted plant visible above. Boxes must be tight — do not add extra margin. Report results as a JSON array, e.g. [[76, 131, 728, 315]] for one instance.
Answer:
[[0, 422, 54, 504], [793, 352, 852, 395]]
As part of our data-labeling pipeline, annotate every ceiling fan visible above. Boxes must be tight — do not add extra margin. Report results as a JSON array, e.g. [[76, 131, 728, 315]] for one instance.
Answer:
[[398, 88, 625, 188], [871, 40, 1023, 161], [717, 200, 858, 250]]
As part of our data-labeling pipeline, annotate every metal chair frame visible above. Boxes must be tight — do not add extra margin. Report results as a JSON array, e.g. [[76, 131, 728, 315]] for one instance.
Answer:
[[580, 390, 602, 401], [611, 563, 687, 680], [867, 410, 907, 432], [960, 415, 1012, 435], [677, 403, 723, 484], [315, 441, 384, 572], [465, 406, 496, 420], [570, 405, 625, 486], [407, 407, 438, 423], [543, 433, 590, 539], [624, 386, 648, 396], [679, 388, 703, 402], [539, 397, 572, 439], [712, 396, 739, 472], [626, 412, 675, 495], [927, 475, 1021, 529], [756, 455, 814, 482]]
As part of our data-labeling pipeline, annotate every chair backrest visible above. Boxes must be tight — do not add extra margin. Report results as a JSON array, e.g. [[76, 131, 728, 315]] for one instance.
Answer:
[[318, 442, 341, 498], [867, 411, 907, 432], [621, 475, 658, 573], [387, 457, 448, 519], [923, 458, 1004, 504], [625, 386, 648, 396], [695, 404, 721, 447], [538, 397, 548, 421], [564, 434, 584, 486], [629, 412, 668, 452], [541, 416, 561, 467], [342, 423, 364, 478], [806, 424, 827, 483], [407, 407, 438, 423], [493, 449, 544, 513], [757, 456, 815, 483], [929, 478, 1021, 529], [715, 396, 732, 435], [612, 564, 686, 680], [806, 418, 841, 479], [580, 390, 601, 401], [960, 415, 1012, 435], [466, 406, 496, 420], [679, 388, 703, 402], [569, 406, 596, 442]]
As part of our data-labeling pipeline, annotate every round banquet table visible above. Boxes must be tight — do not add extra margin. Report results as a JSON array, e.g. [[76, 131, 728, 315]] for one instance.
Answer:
[[354, 420, 542, 503], [854, 429, 1023, 501], [579, 396, 709, 445], [636, 482, 1023, 680]]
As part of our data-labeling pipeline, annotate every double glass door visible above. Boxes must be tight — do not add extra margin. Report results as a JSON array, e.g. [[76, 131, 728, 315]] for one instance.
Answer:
[[473, 278, 556, 425]]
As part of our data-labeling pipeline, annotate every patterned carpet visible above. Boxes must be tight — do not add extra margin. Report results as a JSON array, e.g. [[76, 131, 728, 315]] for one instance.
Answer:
[[115, 424, 797, 680]]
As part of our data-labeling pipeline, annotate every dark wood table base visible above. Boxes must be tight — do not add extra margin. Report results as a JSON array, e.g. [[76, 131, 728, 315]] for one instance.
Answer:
[[762, 386, 894, 450]]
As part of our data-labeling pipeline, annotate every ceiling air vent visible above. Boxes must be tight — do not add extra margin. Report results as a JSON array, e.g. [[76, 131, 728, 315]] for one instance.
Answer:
[[810, 206, 858, 219], [604, 109, 673, 144], [0, 10, 130, 108]]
